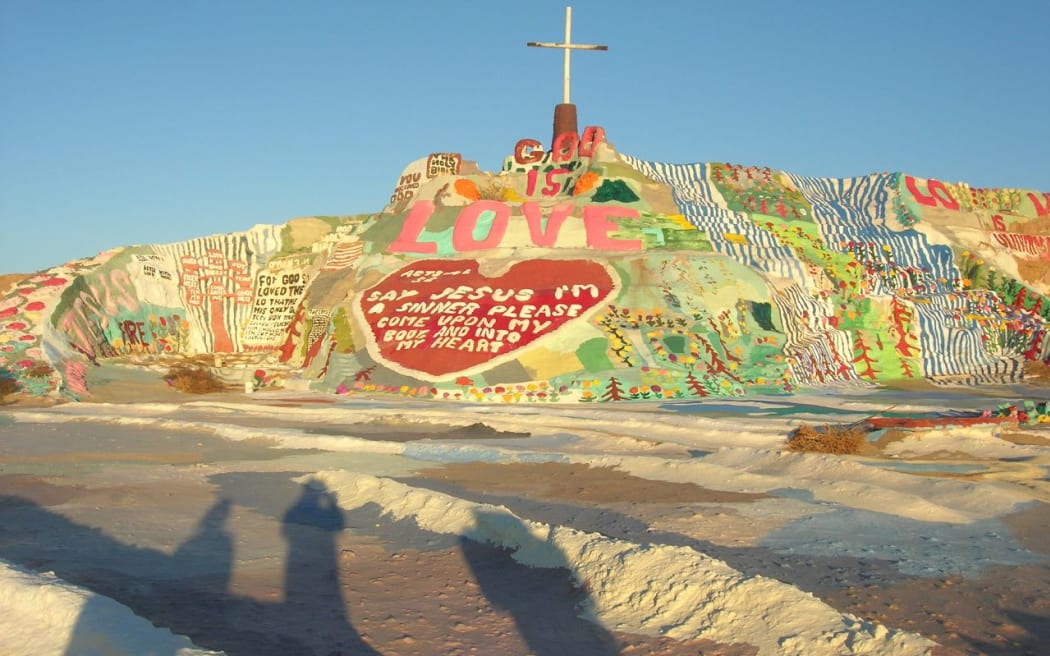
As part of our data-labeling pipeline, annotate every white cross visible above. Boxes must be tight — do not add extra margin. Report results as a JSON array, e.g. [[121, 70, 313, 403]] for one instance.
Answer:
[[527, 6, 608, 105]]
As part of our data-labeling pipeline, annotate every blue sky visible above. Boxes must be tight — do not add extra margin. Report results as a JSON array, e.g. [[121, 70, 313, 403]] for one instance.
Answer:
[[3, 0, 1048, 274]]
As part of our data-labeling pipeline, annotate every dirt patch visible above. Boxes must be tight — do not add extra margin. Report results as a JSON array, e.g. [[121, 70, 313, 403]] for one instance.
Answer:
[[0, 475, 82, 507], [305, 420, 529, 442], [1000, 430, 1050, 446], [825, 563, 1049, 656], [418, 461, 770, 505], [1001, 500, 1050, 555], [0, 422, 310, 466], [819, 501, 1050, 656]]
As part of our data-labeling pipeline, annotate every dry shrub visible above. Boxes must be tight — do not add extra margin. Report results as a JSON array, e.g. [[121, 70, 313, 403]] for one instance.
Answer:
[[0, 377, 18, 401], [163, 366, 227, 394], [1026, 360, 1050, 383], [788, 422, 868, 455], [476, 178, 507, 200], [22, 362, 54, 379]]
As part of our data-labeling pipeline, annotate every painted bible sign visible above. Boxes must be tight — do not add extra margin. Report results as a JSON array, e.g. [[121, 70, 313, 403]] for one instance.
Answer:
[[356, 259, 618, 378]]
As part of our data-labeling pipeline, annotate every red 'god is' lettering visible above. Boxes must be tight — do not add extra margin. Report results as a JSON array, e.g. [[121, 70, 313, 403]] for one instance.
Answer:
[[513, 126, 607, 165]]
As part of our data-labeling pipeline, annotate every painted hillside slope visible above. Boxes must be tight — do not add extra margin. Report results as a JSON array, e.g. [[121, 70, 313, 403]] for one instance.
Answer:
[[1, 127, 1048, 403]]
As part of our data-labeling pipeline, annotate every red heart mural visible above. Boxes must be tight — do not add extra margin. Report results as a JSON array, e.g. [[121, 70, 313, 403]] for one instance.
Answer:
[[356, 259, 618, 378]]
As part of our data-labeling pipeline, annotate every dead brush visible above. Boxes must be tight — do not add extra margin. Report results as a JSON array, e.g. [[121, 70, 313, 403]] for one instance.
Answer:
[[787, 422, 868, 455], [0, 376, 18, 402], [476, 178, 508, 200], [163, 365, 227, 394], [22, 362, 54, 379], [1026, 360, 1050, 383]]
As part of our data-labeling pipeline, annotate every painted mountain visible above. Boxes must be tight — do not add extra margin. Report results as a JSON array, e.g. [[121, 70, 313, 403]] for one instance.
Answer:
[[2, 127, 1049, 402]]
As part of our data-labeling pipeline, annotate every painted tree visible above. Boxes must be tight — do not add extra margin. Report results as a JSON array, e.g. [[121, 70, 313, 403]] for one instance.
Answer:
[[890, 296, 918, 357], [1014, 287, 1028, 310], [852, 334, 879, 380], [825, 334, 856, 380], [278, 304, 306, 364], [602, 376, 627, 402], [805, 353, 826, 384], [897, 352, 917, 378], [1023, 328, 1047, 361], [697, 334, 739, 381], [317, 333, 339, 379], [684, 370, 709, 397], [301, 320, 330, 369], [354, 365, 377, 382]]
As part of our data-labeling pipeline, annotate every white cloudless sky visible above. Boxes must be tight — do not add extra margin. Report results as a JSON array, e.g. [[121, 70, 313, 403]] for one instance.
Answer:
[[2, 0, 1048, 273]]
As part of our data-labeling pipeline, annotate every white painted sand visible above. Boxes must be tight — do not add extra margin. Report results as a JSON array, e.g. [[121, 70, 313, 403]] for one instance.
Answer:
[[0, 387, 1048, 655]]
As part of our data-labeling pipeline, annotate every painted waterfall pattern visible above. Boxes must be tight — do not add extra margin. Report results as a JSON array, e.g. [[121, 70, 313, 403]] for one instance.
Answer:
[[1, 132, 1048, 401]]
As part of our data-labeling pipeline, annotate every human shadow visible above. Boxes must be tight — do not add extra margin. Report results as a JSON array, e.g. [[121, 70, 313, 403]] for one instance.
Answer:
[[61, 496, 238, 655], [460, 509, 621, 656], [0, 481, 382, 656], [172, 497, 235, 594], [960, 607, 1050, 656], [281, 479, 381, 656]]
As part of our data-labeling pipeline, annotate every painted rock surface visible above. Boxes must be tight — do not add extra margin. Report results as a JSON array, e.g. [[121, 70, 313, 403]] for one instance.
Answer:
[[2, 130, 1048, 403]]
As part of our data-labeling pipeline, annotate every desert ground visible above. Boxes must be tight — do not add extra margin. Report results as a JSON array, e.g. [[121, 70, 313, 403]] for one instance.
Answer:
[[1, 370, 1048, 655]]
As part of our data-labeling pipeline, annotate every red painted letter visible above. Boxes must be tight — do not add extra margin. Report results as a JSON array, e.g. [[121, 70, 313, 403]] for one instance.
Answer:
[[390, 201, 438, 254], [514, 139, 544, 165], [927, 180, 960, 210], [1029, 192, 1050, 217], [552, 132, 579, 163], [522, 202, 573, 246], [542, 168, 570, 196], [583, 206, 642, 251], [578, 126, 606, 158], [452, 201, 510, 251], [905, 175, 959, 210]]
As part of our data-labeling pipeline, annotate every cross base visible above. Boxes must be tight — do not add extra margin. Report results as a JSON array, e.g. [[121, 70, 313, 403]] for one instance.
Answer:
[[552, 103, 578, 150]]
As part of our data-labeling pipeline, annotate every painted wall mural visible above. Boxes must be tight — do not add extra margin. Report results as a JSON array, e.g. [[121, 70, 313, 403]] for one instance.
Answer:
[[1, 126, 1047, 402], [354, 259, 617, 379], [242, 264, 311, 350]]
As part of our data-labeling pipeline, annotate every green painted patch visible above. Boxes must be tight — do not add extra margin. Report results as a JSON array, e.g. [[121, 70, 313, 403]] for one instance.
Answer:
[[577, 337, 614, 372]]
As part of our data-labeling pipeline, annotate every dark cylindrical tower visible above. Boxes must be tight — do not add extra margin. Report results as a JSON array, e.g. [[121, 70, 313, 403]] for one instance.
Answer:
[[552, 103, 578, 149]]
